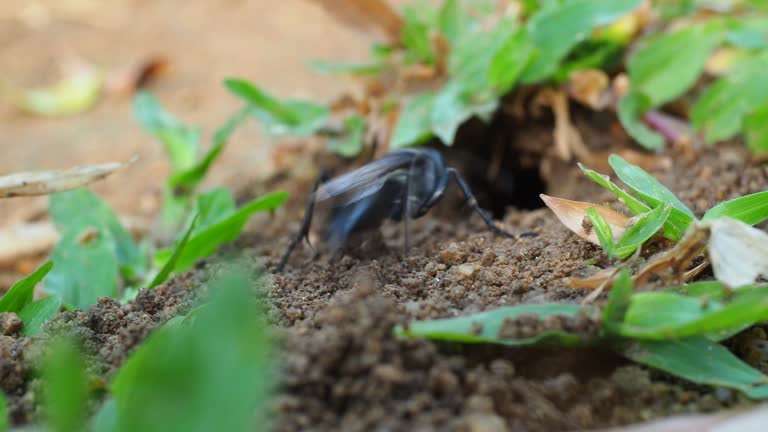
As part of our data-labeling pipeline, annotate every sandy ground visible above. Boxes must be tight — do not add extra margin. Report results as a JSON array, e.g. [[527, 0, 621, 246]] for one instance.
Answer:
[[0, 0, 379, 225]]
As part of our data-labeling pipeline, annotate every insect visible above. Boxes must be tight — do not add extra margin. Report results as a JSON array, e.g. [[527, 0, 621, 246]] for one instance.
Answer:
[[276, 148, 518, 272]]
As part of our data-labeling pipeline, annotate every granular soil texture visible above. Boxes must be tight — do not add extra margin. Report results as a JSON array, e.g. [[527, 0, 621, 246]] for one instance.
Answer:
[[253, 142, 768, 431], [0, 142, 767, 430]]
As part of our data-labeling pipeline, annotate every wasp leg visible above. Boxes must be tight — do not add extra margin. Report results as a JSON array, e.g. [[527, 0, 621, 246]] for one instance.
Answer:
[[402, 157, 418, 258], [447, 168, 516, 239], [276, 171, 328, 273]]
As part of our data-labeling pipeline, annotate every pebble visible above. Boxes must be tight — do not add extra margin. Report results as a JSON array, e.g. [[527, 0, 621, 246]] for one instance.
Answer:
[[457, 264, 476, 277]]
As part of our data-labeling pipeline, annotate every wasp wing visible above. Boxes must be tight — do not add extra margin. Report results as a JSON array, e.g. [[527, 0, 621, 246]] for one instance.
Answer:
[[315, 150, 417, 205]]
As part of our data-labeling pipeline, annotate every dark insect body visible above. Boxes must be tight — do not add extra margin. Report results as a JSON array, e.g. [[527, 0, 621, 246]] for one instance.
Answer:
[[276, 148, 517, 272]]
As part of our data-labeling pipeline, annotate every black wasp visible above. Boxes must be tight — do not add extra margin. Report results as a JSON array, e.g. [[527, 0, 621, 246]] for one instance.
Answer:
[[276, 148, 519, 272]]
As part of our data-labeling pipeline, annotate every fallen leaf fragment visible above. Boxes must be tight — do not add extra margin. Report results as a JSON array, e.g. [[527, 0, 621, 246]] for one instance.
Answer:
[[567, 69, 611, 110], [706, 217, 768, 289], [307, 0, 403, 44], [0, 156, 137, 199], [0, 61, 102, 116], [541, 194, 630, 246]]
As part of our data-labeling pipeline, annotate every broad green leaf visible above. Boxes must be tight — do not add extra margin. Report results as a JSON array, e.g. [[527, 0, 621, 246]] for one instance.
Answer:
[[521, 0, 641, 83], [437, 0, 463, 44], [744, 103, 768, 154], [617, 91, 665, 150], [18, 296, 62, 336], [391, 93, 436, 148], [134, 92, 200, 171], [396, 303, 592, 347], [678, 281, 730, 300], [328, 115, 366, 157], [168, 191, 288, 272], [488, 30, 535, 93], [194, 188, 236, 233], [401, 5, 436, 65], [609, 154, 695, 240], [50, 189, 142, 278], [91, 399, 118, 432], [147, 214, 199, 289], [601, 270, 633, 336], [578, 163, 652, 216], [44, 227, 119, 310], [703, 190, 768, 225], [111, 269, 274, 432], [169, 107, 251, 191], [627, 23, 722, 107], [554, 39, 623, 82], [225, 79, 329, 136], [306, 60, 384, 75], [625, 337, 768, 399], [0, 261, 52, 313], [725, 16, 768, 49], [692, 54, 768, 143], [43, 338, 89, 432], [586, 207, 615, 256], [614, 203, 671, 259], [430, 82, 494, 145], [448, 16, 515, 94]]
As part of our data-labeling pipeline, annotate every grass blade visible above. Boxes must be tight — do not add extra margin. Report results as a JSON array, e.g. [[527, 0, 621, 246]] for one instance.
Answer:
[[147, 213, 199, 289], [624, 337, 768, 399], [396, 304, 592, 347], [578, 163, 651, 216], [0, 260, 52, 312], [702, 190, 768, 225], [586, 207, 615, 257], [601, 270, 633, 336], [18, 296, 62, 336], [614, 203, 671, 258], [609, 154, 694, 240]]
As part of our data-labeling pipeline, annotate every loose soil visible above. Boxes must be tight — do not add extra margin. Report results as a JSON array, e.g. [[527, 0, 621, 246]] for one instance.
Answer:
[[4, 116, 768, 430]]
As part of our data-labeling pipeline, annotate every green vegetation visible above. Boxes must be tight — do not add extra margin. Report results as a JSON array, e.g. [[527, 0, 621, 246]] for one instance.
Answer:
[[397, 273, 768, 398]]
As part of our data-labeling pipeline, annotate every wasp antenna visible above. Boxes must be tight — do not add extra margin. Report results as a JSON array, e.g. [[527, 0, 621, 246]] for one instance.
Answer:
[[446, 168, 517, 239]]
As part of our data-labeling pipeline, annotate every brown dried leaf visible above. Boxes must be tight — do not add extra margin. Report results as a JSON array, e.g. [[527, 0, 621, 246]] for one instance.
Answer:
[[0, 156, 136, 199], [568, 69, 611, 110], [540, 194, 630, 246], [306, 0, 403, 44]]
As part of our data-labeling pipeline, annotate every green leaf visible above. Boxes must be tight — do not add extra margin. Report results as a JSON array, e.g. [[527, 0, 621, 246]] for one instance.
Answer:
[[134, 91, 200, 172], [306, 60, 384, 76], [328, 115, 366, 157], [609, 154, 695, 240], [627, 23, 722, 107], [624, 337, 768, 399], [614, 204, 671, 259], [225, 79, 329, 136], [111, 269, 274, 432], [18, 296, 62, 336], [168, 191, 288, 272], [448, 16, 515, 94], [692, 54, 768, 143], [586, 207, 615, 257], [147, 214, 199, 289], [617, 91, 665, 150], [0, 261, 52, 313], [621, 286, 768, 342], [169, 107, 251, 191], [44, 227, 119, 310], [391, 93, 436, 148], [488, 30, 535, 93], [703, 191, 768, 225], [194, 188, 236, 233], [430, 82, 496, 145], [401, 5, 436, 65], [744, 103, 768, 154], [396, 303, 592, 347], [521, 0, 641, 83], [50, 189, 143, 279], [601, 270, 633, 336], [43, 338, 89, 432], [579, 163, 652, 216], [725, 17, 768, 49], [0, 390, 7, 432], [438, 0, 463, 44]]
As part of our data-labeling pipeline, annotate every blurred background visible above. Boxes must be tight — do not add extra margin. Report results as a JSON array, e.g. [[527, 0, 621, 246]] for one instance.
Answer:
[[0, 0, 392, 225]]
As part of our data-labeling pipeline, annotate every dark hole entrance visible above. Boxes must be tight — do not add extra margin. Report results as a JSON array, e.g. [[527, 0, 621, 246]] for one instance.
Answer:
[[436, 110, 549, 220]]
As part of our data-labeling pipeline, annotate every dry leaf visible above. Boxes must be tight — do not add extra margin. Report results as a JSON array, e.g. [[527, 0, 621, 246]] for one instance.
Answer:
[[706, 217, 768, 288], [592, 404, 768, 432], [540, 194, 630, 245], [306, 0, 403, 44], [0, 223, 58, 268], [0, 156, 137, 199], [568, 69, 611, 110]]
